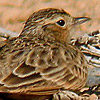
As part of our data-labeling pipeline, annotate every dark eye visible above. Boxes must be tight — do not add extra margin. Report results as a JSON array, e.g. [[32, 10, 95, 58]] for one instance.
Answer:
[[56, 20, 65, 26]]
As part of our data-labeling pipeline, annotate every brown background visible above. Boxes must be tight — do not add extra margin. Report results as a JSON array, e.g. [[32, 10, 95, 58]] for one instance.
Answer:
[[0, 0, 100, 35]]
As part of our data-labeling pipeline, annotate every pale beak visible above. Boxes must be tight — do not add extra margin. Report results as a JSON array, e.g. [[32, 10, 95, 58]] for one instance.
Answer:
[[73, 17, 91, 26]]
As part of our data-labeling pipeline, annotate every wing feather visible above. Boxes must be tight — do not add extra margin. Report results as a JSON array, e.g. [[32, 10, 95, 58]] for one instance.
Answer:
[[13, 62, 36, 78], [1, 43, 88, 94]]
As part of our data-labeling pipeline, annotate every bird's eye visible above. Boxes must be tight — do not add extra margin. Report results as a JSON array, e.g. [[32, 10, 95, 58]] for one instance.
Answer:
[[56, 20, 65, 26]]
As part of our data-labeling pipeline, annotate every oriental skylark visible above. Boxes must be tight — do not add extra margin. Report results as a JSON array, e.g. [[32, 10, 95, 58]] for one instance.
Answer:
[[0, 8, 91, 100]]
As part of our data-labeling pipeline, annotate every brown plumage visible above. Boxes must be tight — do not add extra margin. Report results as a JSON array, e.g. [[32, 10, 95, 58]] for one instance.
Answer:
[[0, 8, 90, 100]]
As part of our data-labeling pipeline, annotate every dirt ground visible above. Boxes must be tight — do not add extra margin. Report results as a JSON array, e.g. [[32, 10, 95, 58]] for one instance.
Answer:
[[0, 0, 100, 35]]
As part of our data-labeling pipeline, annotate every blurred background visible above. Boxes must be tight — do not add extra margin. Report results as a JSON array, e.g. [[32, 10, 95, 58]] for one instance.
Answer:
[[0, 0, 100, 35]]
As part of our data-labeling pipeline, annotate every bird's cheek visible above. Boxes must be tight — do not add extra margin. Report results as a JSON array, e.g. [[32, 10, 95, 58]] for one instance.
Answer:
[[43, 24, 60, 35]]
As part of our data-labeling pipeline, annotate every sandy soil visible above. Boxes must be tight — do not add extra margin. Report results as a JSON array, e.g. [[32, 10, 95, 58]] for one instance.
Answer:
[[0, 0, 100, 35]]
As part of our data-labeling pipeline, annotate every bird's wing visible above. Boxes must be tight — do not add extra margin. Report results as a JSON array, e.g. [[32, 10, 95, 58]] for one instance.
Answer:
[[0, 43, 87, 95], [71, 30, 100, 67]]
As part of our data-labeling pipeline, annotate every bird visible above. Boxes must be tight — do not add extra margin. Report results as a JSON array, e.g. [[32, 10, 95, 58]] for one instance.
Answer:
[[0, 8, 92, 100]]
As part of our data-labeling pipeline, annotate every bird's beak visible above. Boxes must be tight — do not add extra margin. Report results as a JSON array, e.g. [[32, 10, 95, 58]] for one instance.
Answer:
[[73, 17, 91, 26]]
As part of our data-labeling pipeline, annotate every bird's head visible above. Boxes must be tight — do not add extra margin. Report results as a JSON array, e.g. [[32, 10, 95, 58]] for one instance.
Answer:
[[21, 8, 90, 44]]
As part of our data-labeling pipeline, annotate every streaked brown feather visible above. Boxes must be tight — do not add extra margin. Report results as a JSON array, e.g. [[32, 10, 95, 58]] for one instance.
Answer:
[[0, 8, 89, 100], [0, 40, 88, 94]]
